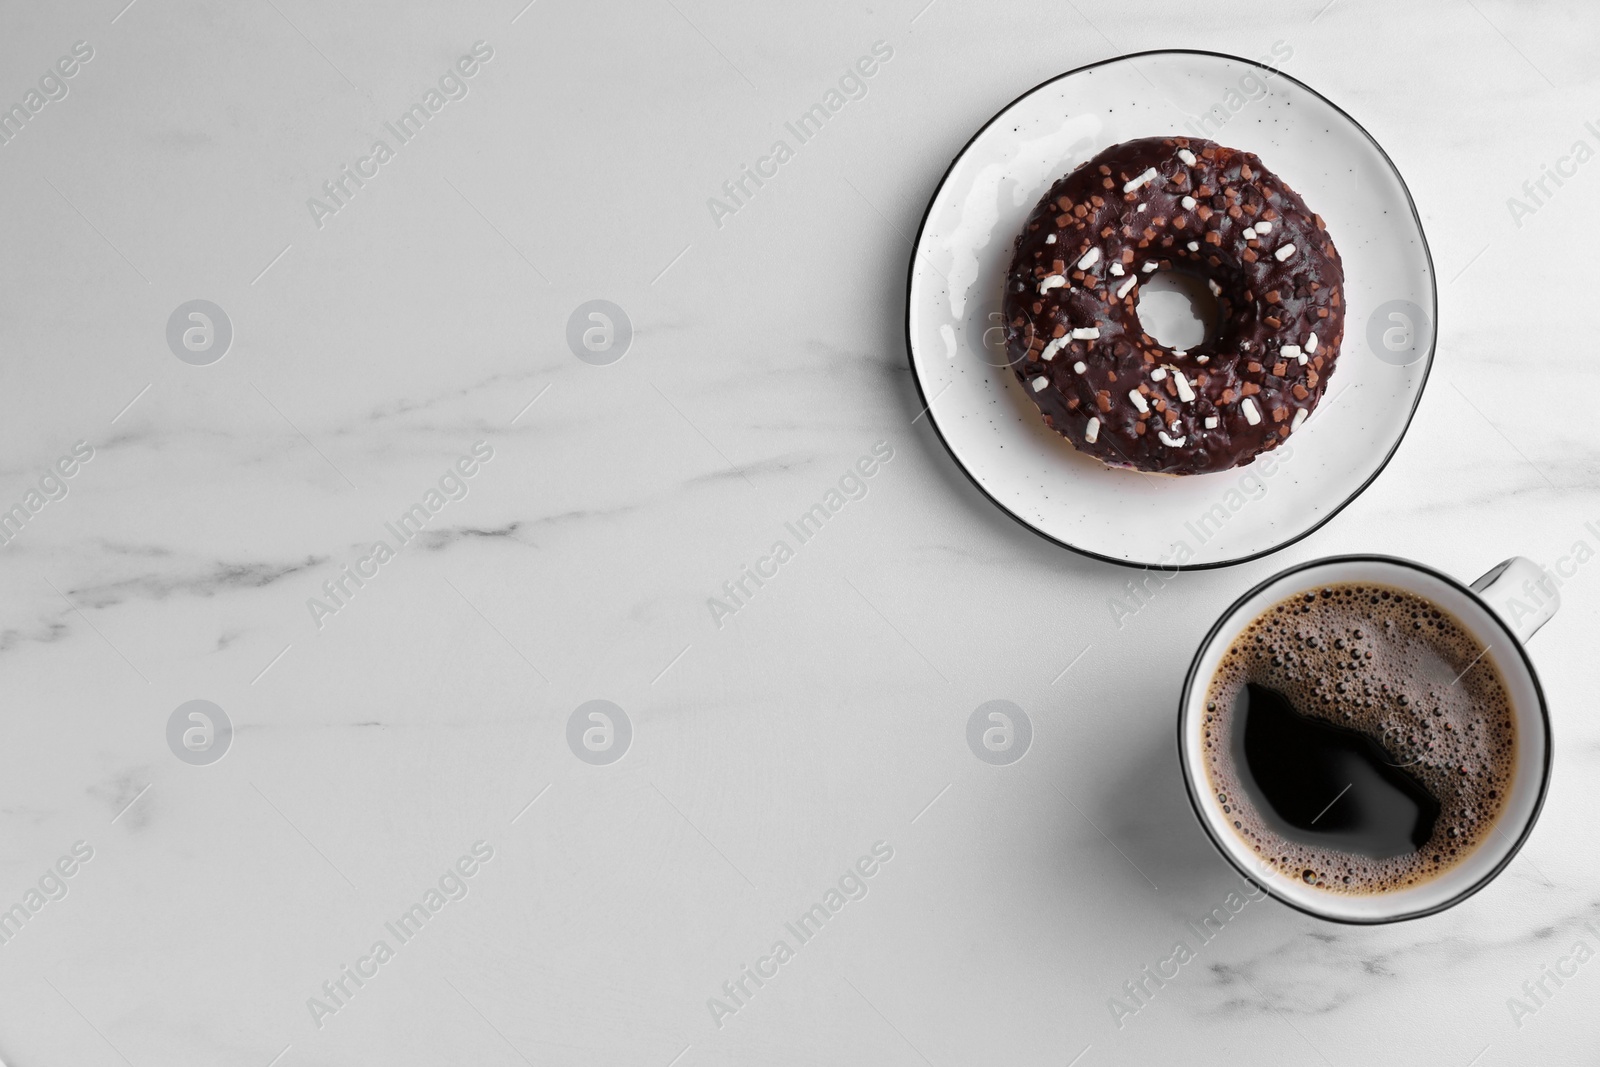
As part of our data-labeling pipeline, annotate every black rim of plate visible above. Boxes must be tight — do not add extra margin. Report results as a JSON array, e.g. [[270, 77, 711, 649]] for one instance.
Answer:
[[903, 48, 1438, 571], [1176, 554, 1552, 924]]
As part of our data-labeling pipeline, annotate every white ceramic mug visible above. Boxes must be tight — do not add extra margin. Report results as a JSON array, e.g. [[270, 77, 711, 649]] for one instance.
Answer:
[[1178, 554, 1557, 923]]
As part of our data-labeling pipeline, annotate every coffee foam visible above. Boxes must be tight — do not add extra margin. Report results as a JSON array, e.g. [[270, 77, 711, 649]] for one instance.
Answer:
[[1202, 582, 1515, 895]]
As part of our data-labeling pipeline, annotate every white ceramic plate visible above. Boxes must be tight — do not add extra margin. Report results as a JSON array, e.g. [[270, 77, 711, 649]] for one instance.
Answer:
[[906, 50, 1435, 569]]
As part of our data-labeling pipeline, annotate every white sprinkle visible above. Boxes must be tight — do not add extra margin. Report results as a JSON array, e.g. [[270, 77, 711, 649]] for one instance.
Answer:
[[1040, 337, 1068, 361], [1071, 326, 1100, 340], [1282, 344, 1302, 362], [1187, 241, 1199, 251], [1150, 367, 1168, 381], [1123, 167, 1158, 193], [1128, 390, 1149, 414], [1173, 370, 1195, 403], [1077, 247, 1101, 270], [1255, 221, 1272, 234], [1291, 407, 1307, 431], [1242, 226, 1257, 240], [1038, 274, 1066, 294], [1241, 397, 1261, 425], [1207, 278, 1221, 296], [1084, 417, 1100, 443], [1158, 431, 1186, 447], [1178, 148, 1197, 166], [1073, 360, 1086, 374], [1142, 260, 1159, 272], [1045, 233, 1056, 244], [1204, 416, 1219, 429], [1116, 275, 1137, 298], [1181, 195, 1196, 210], [1172, 349, 1187, 358], [1032, 375, 1049, 392], [1275, 243, 1297, 262], [1137, 203, 1148, 213], [1110, 262, 1125, 276], [1195, 354, 1209, 364], [1306, 333, 1318, 354]]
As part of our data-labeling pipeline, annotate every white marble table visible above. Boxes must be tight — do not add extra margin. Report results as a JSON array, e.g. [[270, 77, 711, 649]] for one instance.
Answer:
[[0, 1, 1594, 1064]]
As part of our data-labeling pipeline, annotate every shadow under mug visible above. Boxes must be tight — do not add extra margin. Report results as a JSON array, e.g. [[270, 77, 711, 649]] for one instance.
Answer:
[[1178, 554, 1557, 924]]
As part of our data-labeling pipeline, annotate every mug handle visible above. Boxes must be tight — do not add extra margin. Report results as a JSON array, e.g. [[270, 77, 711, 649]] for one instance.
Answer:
[[1471, 557, 1559, 644]]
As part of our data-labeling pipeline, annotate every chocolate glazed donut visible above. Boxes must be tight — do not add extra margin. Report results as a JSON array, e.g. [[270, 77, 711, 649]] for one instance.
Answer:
[[1003, 136, 1344, 476]]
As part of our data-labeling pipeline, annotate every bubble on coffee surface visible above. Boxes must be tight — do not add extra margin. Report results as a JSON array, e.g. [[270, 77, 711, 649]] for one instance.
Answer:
[[1202, 582, 1515, 895]]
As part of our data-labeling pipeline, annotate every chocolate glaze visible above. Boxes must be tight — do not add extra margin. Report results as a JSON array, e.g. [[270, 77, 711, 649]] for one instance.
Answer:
[[1004, 136, 1345, 476]]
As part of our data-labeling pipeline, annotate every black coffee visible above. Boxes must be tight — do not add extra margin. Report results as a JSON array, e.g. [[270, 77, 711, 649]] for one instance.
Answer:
[[1203, 582, 1516, 894], [1235, 683, 1439, 858]]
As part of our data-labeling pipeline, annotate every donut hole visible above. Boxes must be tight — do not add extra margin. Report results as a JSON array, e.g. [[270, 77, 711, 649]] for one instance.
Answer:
[[1136, 270, 1219, 351]]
